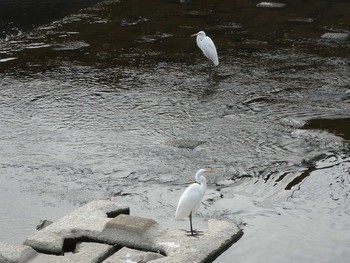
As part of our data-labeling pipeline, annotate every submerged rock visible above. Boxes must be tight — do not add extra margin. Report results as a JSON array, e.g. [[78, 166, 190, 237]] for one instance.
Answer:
[[166, 138, 205, 149], [321, 32, 349, 41]]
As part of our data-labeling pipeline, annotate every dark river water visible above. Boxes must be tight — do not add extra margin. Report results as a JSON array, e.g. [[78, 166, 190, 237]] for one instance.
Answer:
[[0, 0, 349, 262]]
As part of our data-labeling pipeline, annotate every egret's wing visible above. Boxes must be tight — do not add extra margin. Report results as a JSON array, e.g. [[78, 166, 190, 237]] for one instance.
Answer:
[[175, 183, 203, 220], [201, 36, 219, 65]]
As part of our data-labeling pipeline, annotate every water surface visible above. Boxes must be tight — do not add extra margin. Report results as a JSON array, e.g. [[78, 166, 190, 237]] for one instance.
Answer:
[[0, 0, 349, 262]]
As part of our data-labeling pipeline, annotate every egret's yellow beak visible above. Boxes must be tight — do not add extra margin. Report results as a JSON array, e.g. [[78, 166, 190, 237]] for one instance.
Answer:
[[206, 170, 216, 173], [191, 33, 198, 37]]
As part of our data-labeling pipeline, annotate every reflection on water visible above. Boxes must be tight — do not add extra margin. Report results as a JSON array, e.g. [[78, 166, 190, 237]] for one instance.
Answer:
[[0, 0, 103, 39], [216, 153, 350, 262], [0, 0, 349, 262], [303, 118, 350, 140]]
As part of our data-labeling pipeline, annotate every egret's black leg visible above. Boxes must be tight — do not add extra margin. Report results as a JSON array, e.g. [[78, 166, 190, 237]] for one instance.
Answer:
[[208, 63, 212, 80], [189, 212, 194, 236]]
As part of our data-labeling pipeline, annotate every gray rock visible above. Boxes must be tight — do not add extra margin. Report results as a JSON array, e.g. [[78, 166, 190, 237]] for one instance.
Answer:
[[0, 242, 38, 263], [166, 138, 205, 149]]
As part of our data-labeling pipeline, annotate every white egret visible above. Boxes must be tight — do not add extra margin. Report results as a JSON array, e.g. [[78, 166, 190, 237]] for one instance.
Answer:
[[191, 31, 219, 69], [175, 169, 216, 236]]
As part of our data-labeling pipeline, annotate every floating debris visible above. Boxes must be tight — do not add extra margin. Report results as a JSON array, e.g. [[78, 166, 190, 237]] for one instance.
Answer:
[[120, 17, 148, 27], [185, 10, 211, 17], [53, 40, 90, 51], [256, 2, 286, 8], [25, 43, 51, 49], [66, 31, 80, 35], [288, 17, 314, 23], [135, 37, 157, 44], [0, 57, 17, 63]]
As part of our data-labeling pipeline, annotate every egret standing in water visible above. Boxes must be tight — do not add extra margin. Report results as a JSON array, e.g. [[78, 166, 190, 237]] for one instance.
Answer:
[[191, 31, 218, 78], [175, 169, 216, 236]]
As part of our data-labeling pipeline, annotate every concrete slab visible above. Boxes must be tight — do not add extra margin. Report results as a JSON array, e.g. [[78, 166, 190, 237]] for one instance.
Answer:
[[20, 199, 243, 262], [24, 200, 129, 255], [105, 214, 157, 233], [24, 231, 64, 255], [101, 215, 162, 251], [36, 219, 53, 230], [29, 242, 115, 263], [102, 247, 164, 263], [0, 242, 38, 263], [154, 219, 243, 262]]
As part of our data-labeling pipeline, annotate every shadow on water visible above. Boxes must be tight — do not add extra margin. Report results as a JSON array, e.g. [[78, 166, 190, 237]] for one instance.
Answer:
[[0, 0, 103, 39], [303, 118, 350, 141], [0, 0, 350, 262]]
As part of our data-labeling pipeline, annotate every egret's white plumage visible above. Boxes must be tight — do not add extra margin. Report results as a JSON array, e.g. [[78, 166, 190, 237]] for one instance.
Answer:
[[191, 31, 219, 66], [175, 169, 216, 236]]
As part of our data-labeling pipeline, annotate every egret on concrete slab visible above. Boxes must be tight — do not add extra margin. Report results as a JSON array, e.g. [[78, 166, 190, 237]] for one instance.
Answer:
[[175, 169, 216, 236]]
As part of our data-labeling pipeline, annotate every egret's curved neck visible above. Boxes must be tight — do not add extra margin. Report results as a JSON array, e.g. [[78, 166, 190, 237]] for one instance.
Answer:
[[196, 34, 205, 43], [197, 35, 204, 41], [195, 172, 207, 189]]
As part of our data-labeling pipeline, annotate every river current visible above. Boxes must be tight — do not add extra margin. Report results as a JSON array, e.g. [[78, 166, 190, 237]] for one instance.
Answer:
[[0, 0, 349, 262]]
